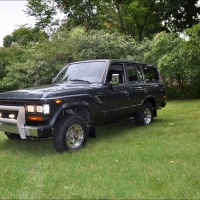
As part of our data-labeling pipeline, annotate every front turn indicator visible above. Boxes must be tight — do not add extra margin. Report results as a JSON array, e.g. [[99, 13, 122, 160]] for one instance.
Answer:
[[28, 116, 44, 121]]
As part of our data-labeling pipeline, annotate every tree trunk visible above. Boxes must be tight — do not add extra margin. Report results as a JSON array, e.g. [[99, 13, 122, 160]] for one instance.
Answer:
[[175, 72, 186, 99], [138, 0, 156, 42], [115, 4, 125, 34]]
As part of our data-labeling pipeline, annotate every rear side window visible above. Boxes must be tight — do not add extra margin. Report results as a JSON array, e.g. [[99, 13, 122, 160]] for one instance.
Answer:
[[125, 64, 144, 83], [142, 66, 159, 82]]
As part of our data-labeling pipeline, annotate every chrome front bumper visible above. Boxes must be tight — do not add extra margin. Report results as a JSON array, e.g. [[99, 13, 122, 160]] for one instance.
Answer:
[[0, 106, 41, 139]]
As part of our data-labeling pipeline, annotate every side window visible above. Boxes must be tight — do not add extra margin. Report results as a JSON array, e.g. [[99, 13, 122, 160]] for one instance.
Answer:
[[125, 64, 144, 83], [106, 64, 125, 84], [142, 66, 159, 82]]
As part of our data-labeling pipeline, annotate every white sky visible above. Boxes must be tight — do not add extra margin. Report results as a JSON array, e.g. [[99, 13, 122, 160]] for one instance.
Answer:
[[0, 0, 36, 47]]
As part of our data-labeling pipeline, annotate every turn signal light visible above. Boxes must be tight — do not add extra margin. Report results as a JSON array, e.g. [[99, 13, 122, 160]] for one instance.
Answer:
[[28, 116, 44, 121], [163, 96, 167, 99], [55, 99, 62, 104]]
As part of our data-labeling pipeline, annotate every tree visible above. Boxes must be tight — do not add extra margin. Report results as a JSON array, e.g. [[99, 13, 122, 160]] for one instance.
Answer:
[[0, 30, 71, 92], [114, 0, 165, 41], [3, 35, 13, 47], [62, 27, 138, 61], [24, 0, 200, 41], [0, 45, 30, 91], [55, 0, 115, 31], [3, 26, 48, 47], [55, 0, 165, 41], [182, 23, 200, 92], [0, 27, 140, 92], [24, 0, 59, 34], [183, 23, 200, 70], [144, 33, 178, 87], [144, 31, 200, 98], [156, 0, 200, 32]]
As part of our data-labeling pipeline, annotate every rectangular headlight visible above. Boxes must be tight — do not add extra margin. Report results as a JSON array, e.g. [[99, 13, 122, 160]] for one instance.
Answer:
[[27, 105, 35, 113], [36, 105, 43, 113], [43, 104, 50, 114], [27, 104, 50, 114]]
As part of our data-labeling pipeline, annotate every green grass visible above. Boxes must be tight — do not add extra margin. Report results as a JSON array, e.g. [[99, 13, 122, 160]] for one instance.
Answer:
[[0, 100, 200, 199]]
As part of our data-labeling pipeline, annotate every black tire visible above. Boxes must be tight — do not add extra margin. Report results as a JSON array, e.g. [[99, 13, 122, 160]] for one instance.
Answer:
[[4, 132, 21, 140], [135, 102, 153, 126], [52, 114, 88, 153]]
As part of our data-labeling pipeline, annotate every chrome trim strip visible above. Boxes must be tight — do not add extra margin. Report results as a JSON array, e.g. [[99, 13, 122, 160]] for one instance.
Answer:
[[0, 106, 20, 111], [0, 118, 17, 124]]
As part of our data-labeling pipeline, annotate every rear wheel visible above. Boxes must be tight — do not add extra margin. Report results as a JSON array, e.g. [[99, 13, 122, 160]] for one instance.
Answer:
[[4, 132, 21, 140], [135, 102, 153, 126], [52, 114, 88, 153]]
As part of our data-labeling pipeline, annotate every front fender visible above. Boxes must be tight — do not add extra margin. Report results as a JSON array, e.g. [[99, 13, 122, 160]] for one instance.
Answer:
[[48, 94, 104, 126]]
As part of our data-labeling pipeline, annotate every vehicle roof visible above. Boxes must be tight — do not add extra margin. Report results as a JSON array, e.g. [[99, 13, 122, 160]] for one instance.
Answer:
[[69, 59, 139, 65], [67, 59, 157, 67]]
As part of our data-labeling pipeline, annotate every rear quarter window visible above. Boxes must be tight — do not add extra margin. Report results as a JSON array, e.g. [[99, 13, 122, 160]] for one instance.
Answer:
[[125, 64, 144, 83], [142, 66, 159, 82]]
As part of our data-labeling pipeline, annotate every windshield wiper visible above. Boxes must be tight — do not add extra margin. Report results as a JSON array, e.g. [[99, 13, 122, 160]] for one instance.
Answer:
[[69, 79, 91, 84]]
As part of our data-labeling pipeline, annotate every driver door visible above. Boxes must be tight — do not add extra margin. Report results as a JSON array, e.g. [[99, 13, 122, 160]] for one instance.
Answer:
[[104, 63, 131, 121]]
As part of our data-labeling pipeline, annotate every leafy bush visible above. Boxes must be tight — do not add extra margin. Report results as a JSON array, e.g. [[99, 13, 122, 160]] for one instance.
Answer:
[[184, 83, 200, 99], [0, 28, 140, 92], [165, 86, 182, 100], [0, 25, 200, 100], [64, 28, 138, 61]]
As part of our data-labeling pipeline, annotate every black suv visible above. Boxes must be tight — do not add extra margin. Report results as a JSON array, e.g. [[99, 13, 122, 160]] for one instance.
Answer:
[[0, 59, 166, 152]]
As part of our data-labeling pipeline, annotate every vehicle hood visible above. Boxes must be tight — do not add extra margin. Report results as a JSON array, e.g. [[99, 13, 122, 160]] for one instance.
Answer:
[[0, 83, 99, 100]]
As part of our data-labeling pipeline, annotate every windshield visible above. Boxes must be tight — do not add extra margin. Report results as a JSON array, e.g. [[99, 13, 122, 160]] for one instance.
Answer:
[[54, 61, 106, 83]]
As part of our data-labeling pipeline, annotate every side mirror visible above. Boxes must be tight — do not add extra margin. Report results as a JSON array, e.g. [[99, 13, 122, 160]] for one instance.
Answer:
[[110, 74, 119, 85]]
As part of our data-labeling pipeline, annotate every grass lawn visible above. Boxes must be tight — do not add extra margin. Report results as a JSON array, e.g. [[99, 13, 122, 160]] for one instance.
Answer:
[[0, 100, 200, 199]]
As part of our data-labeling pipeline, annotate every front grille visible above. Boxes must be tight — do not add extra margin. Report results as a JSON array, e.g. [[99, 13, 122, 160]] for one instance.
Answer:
[[0, 101, 25, 107]]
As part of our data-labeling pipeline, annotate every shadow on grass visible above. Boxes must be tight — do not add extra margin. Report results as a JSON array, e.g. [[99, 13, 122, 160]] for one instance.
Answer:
[[94, 119, 140, 139], [0, 137, 56, 156], [90, 116, 171, 145], [0, 120, 136, 155], [0, 117, 169, 155]]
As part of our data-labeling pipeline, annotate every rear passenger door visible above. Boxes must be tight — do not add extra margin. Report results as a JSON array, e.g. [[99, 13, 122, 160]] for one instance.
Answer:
[[141, 65, 165, 102], [125, 64, 146, 113]]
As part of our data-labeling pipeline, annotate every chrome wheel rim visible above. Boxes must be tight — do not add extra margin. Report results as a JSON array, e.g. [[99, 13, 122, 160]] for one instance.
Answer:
[[66, 124, 84, 148], [143, 108, 151, 124]]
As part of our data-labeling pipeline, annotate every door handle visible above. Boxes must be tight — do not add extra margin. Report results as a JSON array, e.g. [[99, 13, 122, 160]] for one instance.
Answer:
[[124, 91, 129, 96]]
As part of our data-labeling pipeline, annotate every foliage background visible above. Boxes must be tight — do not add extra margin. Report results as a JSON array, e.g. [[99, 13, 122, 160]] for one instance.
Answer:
[[0, 0, 200, 99]]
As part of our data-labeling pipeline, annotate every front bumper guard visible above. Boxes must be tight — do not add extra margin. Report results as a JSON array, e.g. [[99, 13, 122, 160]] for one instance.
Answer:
[[0, 106, 47, 139]]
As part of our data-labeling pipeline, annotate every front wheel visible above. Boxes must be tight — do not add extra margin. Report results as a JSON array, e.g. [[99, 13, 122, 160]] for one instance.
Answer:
[[52, 114, 88, 153], [135, 102, 153, 126]]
